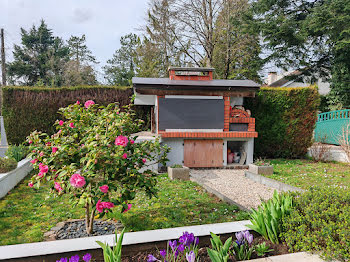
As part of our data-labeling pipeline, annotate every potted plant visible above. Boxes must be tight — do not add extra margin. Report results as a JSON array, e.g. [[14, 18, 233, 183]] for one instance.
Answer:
[[248, 158, 273, 175], [168, 164, 190, 181]]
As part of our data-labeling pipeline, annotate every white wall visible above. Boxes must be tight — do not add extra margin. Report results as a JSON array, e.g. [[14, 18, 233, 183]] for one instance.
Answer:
[[161, 138, 184, 166]]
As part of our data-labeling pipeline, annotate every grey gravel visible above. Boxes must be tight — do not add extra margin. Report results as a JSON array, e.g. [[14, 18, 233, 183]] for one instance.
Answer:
[[190, 169, 278, 209]]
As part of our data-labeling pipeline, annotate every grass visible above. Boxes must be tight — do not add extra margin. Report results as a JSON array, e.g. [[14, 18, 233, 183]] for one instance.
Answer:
[[0, 174, 249, 246], [266, 159, 350, 189]]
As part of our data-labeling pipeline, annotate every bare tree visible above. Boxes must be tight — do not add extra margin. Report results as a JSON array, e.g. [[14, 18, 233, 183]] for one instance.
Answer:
[[339, 121, 350, 162]]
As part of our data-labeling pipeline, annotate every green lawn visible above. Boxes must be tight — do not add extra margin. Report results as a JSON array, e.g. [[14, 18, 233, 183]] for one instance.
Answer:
[[267, 159, 350, 189], [0, 174, 248, 246]]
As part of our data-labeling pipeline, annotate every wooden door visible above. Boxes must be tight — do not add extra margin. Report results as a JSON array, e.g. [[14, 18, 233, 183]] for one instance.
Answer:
[[184, 139, 223, 167]]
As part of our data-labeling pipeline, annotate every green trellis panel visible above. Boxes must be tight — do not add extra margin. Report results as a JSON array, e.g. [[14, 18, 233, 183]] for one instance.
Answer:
[[315, 109, 350, 145]]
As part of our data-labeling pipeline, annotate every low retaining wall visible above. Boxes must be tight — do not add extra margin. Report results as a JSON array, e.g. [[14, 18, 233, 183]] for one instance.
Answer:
[[307, 144, 349, 163], [244, 171, 304, 192], [0, 220, 251, 261], [0, 158, 33, 198]]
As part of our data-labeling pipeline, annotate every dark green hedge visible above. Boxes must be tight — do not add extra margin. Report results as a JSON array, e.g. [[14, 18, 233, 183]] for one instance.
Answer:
[[2, 86, 149, 144], [245, 86, 320, 158]]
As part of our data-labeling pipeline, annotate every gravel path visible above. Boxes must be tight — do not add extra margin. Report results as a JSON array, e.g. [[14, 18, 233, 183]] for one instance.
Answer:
[[190, 169, 278, 209]]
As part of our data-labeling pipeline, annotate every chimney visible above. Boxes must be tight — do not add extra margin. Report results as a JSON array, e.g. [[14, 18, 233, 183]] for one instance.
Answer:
[[267, 72, 277, 85], [168, 67, 214, 81]]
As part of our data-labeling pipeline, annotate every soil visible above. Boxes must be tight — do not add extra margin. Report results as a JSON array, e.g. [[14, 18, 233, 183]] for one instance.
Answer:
[[120, 236, 290, 262]]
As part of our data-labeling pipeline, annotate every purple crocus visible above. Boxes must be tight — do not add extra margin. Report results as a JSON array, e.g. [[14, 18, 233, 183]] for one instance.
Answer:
[[57, 258, 68, 262], [186, 251, 196, 262], [177, 244, 185, 253], [235, 231, 244, 243], [159, 249, 167, 257], [69, 255, 80, 262], [179, 232, 195, 247], [168, 240, 177, 251], [245, 232, 254, 245], [82, 253, 92, 262], [147, 254, 158, 262], [194, 237, 199, 246]]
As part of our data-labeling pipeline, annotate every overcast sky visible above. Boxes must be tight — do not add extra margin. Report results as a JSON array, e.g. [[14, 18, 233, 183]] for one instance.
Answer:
[[1, 0, 149, 80]]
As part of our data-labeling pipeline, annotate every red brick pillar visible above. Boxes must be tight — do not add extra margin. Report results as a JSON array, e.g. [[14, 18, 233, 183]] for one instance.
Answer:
[[224, 96, 230, 131]]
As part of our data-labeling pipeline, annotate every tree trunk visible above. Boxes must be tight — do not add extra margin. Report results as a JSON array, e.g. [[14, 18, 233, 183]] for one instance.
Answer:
[[85, 203, 95, 235]]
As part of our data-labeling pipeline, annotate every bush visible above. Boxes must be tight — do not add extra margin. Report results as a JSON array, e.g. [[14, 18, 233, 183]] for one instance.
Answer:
[[282, 187, 350, 261], [5, 145, 28, 162], [0, 158, 18, 173], [2, 86, 150, 144], [245, 86, 319, 158]]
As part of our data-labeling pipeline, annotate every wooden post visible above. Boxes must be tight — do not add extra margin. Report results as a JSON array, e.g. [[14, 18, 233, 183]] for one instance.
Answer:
[[0, 28, 6, 116]]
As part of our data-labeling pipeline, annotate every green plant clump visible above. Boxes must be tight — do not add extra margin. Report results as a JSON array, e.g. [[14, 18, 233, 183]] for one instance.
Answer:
[[282, 187, 350, 262], [0, 158, 18, 173], [248, 190, 293, 244], [170, 164, 183, 168], [6, 145, 28, 162]]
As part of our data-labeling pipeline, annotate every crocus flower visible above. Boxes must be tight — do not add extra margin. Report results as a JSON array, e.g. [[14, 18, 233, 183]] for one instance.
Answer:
[[123, 203, 132, 213], [84, 100, 95, 108], [168, 240, 177, 251], [30, 159, 37, 164], [122, 153, 127, 159], [179, 232, 195, 247], [159, 249, 166, 257], [54, 182, 63, 192], [96, 200, 104, 213], [178, 244, 185, 253], [69, 173, 86, 188], [147, 254, 158, 262], [99, 185, 109, 193], [82, 253, 92, 262], [69, 122, 75, 128], [186, 251, 196, 262], [52, 147, 58, 153], [57, 258, 68, 262], [69, 255, 80, 262], [28, 182, 33, 188], [115, 135, 129, 147], [235, 231, 244, 243], [195, 237, 199, 245], [142, 158, 147, 163], [59, 120, 64, 126]]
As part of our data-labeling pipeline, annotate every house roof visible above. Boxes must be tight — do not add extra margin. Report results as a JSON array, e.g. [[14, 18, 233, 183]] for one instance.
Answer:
[[268, 70, 302, 87], [132, 77, 260, 96]]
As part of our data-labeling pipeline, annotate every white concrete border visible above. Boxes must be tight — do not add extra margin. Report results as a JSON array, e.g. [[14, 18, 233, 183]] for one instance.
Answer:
[[0, 220, 251, 260], [0, 158, 33, 199]]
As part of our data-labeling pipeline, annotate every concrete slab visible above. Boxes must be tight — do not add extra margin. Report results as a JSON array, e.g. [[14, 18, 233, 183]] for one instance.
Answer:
[[242, 252, 326, 262]]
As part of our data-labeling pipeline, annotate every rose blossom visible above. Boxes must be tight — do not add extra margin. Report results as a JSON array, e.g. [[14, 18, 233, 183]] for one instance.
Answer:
[[142, 158, 147, 163], [39, 152, 44, 157], [84, 100, 95, 108], [96, 200, 104, 213], [59, 120, 64, 126], [28, 182, 33, 188], [102, 202, 114, 209], [46, 142, 51, 146], [99, 185, 109, 193], [54, 182, 63, 192], [76, 100, 80, 105], [37, 172, 44, 178], [130, 140, 134, 144], [30, 159, 38, 164], [123, 203, 132, 213], [52, 147, 58, 153], [114, 135, 128, 147], [122, 153, 127, 159], [69, 122, 75, 128], [70, 174, 86, 188], [29, 140, 33, 144], [39, 164, 49, 173]]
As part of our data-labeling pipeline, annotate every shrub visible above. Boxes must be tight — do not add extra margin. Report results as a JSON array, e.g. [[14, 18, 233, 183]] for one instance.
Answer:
[[282, 187, 350, 262], [0, 158, 18, 173], [27, 101, 169, 234], [245, 86, 319, 158], [5, 145, 28, 162], [247, 191, 293, 244], [2, 86, 150, 144]]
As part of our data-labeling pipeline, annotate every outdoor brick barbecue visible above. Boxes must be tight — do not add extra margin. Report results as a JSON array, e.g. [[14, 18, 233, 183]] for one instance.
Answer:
[[132, 67, 260, 168]]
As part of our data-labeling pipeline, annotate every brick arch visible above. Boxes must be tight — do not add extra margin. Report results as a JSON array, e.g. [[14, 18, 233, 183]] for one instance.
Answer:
[[230, 108, 250, 118]]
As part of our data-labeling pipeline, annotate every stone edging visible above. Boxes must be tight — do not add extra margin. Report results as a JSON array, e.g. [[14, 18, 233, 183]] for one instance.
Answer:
[[190, 176, 250, 211], [244, 171, 304, 192], [0, 158, 33, 199], [0, 220, 252, 260]]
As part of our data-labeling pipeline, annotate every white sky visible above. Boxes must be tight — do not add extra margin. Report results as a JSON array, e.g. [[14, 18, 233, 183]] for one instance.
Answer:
[[0, 0, 149, 81]]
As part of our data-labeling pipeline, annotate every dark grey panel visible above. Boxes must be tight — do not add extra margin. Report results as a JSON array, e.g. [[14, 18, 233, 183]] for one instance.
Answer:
[[229, 123, 248, 131], [159, 98, 224, 130]]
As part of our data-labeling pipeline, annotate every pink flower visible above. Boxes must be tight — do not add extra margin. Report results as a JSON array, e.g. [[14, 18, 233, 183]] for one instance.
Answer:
[[39, 152, 44, 157], [54, 182, 63, 192], [123, 204, 132, 213], [52, 147, 58, 153], [99, 185, 109, 193], [70, 173, 86, 188], [28, 182, 33, 188], [96, 200, 104, 213], [46, 142, 51, 146], [59, 120, 64, 126], [37, 172, 44, 178], [102, 202, 114, 209], [57, 129, 62, 135], [29, 140, 33, 144], [115, 135, 128, 147], [39, 164, 49, 173], [130, 140, 134, 144], [122, 153, 127, 159], [84, 100, 95, 108], [116, 111, 119, 115], [76, 100, 80, 105], [142, 158, 147, 163], [30, 159, 37, 164], [69, 122, 75, 128]]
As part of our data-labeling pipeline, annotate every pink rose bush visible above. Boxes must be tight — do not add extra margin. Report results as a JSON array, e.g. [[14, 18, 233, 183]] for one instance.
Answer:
[[27, 101, 169, 234]]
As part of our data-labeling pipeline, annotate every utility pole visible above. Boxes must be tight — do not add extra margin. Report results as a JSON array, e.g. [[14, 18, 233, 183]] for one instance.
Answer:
[[0, 28, 6, 116]]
